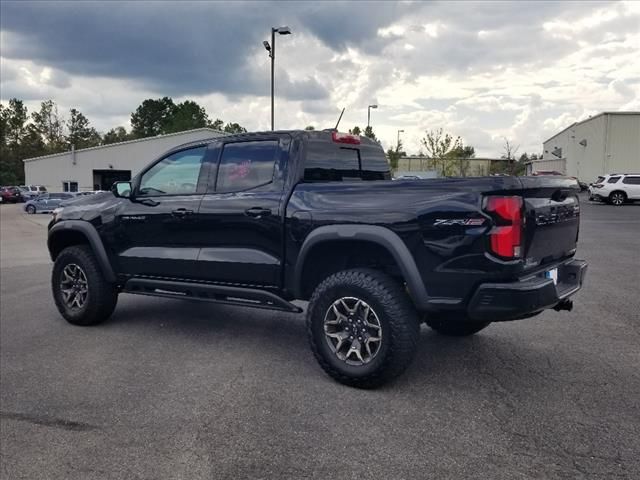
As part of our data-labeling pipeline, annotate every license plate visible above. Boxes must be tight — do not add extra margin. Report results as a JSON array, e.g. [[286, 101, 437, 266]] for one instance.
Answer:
[[545, 268, 558, 285]]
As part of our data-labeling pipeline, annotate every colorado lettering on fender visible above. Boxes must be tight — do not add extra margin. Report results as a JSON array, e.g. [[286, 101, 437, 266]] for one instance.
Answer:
[[433, 218, 486, 226]]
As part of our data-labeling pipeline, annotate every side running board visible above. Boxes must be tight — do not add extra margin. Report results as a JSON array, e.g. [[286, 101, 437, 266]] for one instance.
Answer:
[[123, 278, 302, 313]]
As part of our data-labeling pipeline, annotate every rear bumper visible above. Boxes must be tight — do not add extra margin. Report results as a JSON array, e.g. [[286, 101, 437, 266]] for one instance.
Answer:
[[467, 259, 588, 322]]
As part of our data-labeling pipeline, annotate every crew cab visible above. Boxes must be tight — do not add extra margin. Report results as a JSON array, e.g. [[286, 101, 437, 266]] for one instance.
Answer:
[[47, 130, 587, 387]]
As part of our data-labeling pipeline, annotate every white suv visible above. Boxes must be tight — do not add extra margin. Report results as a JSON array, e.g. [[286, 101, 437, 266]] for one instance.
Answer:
[[589, 174, 640, 205]]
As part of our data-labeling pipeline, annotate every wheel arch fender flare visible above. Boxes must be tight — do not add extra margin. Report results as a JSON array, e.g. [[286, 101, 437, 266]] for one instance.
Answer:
[[293, 224, 430, 309], [48, 220, 117, 283]]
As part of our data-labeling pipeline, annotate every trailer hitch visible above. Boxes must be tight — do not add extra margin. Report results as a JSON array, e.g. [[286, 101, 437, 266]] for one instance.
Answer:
[[554, 299, 573, 312]]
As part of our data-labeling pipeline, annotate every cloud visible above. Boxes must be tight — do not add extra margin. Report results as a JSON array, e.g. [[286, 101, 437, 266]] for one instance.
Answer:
[[1, 0, 638, 157]]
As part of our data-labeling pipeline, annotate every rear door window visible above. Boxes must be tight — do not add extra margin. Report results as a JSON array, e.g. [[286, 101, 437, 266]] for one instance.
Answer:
[[622, 176, 640, 185], [216, 140, 278, 192]]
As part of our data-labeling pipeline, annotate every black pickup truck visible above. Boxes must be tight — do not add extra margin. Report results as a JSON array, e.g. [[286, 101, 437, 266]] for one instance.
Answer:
[[48, 130, 587, 387]]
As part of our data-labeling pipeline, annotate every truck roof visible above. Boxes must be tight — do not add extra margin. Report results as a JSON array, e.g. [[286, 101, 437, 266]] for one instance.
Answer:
[[171, 129, 381, 153]]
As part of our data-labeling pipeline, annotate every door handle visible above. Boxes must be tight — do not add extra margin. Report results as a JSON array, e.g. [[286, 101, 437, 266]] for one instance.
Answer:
[[171, 208, 194, 217], [245, 207, 272, 218]]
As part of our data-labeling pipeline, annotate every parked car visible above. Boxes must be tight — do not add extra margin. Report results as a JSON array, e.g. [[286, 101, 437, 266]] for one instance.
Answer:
[[18, 185, 48, 200], [24, 192, 76, 214], [588, 173, 640, 205], [0, 186, 23, 203], [47, 130, 587, 388], [73, 190, 106, 197]]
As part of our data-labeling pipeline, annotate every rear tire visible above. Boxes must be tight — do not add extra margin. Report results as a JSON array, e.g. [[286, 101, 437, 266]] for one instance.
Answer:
[[307, 269, 420, 388], [609, 191, 626, 206], [52, 245, 118, 326], [425, 316, 490, 336]]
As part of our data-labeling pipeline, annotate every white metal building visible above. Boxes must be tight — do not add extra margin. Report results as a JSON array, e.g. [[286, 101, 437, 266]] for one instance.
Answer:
[[23, 128, 224, 192], [527, 112, 640, 181]]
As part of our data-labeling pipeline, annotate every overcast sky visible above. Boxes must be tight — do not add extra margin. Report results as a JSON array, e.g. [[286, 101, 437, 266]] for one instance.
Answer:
[[1, 0, 638, 156]]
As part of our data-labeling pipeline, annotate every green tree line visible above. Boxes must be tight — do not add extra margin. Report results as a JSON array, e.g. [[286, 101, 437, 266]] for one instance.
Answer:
[[389, 129, 538, 177], [0, 97, 247, 185]]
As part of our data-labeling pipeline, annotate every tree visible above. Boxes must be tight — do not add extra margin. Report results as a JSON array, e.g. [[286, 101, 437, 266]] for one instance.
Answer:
[[349, 126, 362, 135], [501, 137, 520, 175], [223, 122, 247, 134], [165, 100, 209, 133], [448, 145, 475, 177], [103, 126, 130, 145], [2, 99, 28, 147], [421, 128, 462, 176], [386, 139, 406, 170], [130, 97, 176, 138], [0, 99, 46, 184], [304, 125, 315, 130], [209, 118, 224, 131], [363, 125, 377, 141], [31, 100, 65, 153], [66, 108, 100, 149]]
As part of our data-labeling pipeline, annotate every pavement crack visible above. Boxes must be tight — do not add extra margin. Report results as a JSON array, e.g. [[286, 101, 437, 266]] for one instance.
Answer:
[[0, 411, 99, 432]]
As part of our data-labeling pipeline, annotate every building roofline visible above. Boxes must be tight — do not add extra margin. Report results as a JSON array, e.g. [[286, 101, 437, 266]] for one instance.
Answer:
[[543, 111, 640, 145], [23, 128, 225, 163], [399, 156, 513, 162], [524, 158, 566, 165]]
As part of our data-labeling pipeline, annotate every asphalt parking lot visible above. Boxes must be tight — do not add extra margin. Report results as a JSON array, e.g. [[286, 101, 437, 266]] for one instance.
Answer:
[[1, 198, 639, 480]]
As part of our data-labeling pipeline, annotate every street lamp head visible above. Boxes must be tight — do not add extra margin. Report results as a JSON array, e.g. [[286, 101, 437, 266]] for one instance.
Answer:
[[275, 26, 292, 35], [263, 41, 271, 52], [369, 104, 378, 109], [398, 129, 404, 133]]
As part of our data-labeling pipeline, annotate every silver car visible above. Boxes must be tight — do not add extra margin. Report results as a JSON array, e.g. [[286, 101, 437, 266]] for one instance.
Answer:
[[24, 193, 76, 214]]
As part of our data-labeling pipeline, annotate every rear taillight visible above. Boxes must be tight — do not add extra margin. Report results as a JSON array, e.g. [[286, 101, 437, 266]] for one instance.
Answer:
[[592, 184, 604, 189], [484, 196, 523, 259], [332, 131, 361, 144]]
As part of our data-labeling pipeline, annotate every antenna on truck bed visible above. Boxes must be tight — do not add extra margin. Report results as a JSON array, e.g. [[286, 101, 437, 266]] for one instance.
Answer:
[[334, 107, 345, 130]]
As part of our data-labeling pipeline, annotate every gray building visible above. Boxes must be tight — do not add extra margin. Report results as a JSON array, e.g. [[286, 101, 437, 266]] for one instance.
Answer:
[[527, 112, 639, 181], [396, 156, 512, 177], [23, 128, 224, 192]]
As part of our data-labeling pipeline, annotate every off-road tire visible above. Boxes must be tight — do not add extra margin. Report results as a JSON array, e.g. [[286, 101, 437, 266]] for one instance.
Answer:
[[425, 316, 490, 336], [307, 269, 420, 388], [52, 245, 118, 326]]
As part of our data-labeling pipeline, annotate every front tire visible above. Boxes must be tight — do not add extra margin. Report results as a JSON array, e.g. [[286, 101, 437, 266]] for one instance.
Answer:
[[52, 245, 118, 326], [26, 204, 36, 214], [307, 269, 420, 388], [425, 316, 490, 336]]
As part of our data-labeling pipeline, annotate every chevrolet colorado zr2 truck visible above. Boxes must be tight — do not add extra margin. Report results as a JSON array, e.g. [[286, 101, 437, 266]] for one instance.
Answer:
[[47, 130, 587, 387]]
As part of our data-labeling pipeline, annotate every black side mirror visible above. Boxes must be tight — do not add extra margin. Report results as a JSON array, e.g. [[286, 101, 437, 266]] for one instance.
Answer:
[[112, 181, 132, 199]]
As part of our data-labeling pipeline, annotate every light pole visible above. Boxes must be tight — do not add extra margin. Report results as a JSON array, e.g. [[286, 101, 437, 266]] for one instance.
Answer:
[[263, 26, 291, 131], [367, 104, 378, 128], [397, 129, 404, 151]]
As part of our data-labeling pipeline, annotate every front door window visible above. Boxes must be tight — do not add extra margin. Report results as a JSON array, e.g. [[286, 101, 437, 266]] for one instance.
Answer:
[[139, 147, 206, 196]]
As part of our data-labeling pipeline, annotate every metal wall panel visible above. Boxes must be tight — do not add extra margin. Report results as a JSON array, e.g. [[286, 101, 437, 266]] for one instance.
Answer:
[[543, 114, 638, 182], [24, 129, 223, 191]]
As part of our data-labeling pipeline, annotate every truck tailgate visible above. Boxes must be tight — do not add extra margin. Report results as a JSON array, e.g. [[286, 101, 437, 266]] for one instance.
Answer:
[[519, 177, 581, 267]]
